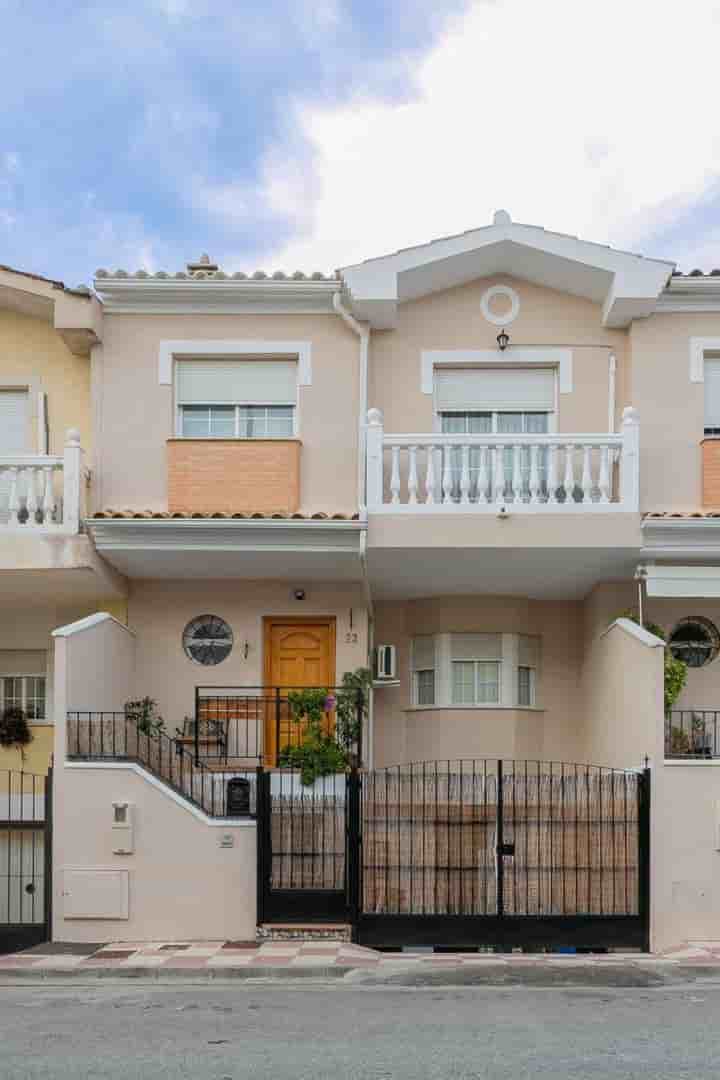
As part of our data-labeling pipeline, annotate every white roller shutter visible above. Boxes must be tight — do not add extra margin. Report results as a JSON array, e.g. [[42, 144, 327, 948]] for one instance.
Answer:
[[412, 636, 436, 671], [451, 633, 502, 660], [0, 390, 29, 453], [176, 360, 297, 405], [518, 635, 540, 667], [435, 368, 555, 412]]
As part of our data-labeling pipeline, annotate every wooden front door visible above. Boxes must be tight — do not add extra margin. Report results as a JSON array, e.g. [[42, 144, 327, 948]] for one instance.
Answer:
[[263, 617, 336, 765]]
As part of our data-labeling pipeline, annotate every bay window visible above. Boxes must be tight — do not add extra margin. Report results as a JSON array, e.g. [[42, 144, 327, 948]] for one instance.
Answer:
[[410, 633, 540, 708]]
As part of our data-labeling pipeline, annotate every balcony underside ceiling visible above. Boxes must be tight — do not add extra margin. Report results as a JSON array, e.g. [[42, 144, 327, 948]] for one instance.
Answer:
[[367, 546, 640, 600], [86, 519, 365, 581]]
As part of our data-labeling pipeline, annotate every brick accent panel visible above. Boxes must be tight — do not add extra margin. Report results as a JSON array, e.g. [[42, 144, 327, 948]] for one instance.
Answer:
[[702, 439, 720, 508], [167, 439, 301, 514]]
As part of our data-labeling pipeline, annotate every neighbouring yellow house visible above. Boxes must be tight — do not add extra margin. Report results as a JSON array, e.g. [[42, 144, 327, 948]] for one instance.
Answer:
[[0, 264, 126, 777]]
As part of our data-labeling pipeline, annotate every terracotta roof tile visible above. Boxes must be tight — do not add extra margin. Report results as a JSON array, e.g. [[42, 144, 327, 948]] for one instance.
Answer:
[[643, 511, 720, 520], [90, 509, 359, 521]]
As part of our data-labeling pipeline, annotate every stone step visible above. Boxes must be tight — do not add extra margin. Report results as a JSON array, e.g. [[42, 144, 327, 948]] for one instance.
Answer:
[[257, 923, 352, 943]]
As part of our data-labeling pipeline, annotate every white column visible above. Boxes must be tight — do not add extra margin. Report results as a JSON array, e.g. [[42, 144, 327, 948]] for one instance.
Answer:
[[7, 468, 20, 526], [459, 445, 470, 505], [598, 445, 611, 504], [619, 407, 640, 510], [62, 428, 85, 533], [435, 633, 452, 707], [546, 445, 558, 504], [365, 409, 384, 509], [442, 447, 453, 504], [425, 445, 436, 505], [581, 445, 593, 504], [501, 633, 518, 707], [493, 446, 505, 504], [528, 446, 540, 504], [390, 446, 401, 504], [407, 446, 419, 504]]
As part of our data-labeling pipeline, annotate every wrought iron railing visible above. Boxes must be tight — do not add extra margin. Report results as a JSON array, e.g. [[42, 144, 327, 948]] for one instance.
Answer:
[[665, 710, 720, 758], [66, 711, 256, 818], [193, 685, 365, 766]]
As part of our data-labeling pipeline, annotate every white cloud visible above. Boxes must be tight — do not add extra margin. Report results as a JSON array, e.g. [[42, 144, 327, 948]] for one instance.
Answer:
[[251, 0, 720, 272]]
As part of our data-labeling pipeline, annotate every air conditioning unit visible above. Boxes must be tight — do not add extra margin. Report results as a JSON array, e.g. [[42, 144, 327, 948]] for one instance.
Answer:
[[374, 644, 397, 681]]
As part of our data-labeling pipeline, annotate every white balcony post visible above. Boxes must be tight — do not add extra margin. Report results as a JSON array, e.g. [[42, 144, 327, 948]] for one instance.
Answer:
[[366, 409, 384, 510], [619, 406, 640, 510], [62, 428, 84, 533]]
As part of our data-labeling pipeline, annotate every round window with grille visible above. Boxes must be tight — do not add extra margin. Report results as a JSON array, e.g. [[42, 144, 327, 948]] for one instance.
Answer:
[[668, 616, 720, 668], [182, 615, 233, 666]]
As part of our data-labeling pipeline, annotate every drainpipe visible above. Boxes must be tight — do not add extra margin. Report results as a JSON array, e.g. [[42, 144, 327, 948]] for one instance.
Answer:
[[332, 291, 370, 511], [608, 352, 617, 433], [334, 291, 375, 766], [359, 529, 375, 769]]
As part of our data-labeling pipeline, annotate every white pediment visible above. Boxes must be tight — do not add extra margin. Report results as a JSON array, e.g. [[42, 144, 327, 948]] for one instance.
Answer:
[[340, 212, 674, 329]]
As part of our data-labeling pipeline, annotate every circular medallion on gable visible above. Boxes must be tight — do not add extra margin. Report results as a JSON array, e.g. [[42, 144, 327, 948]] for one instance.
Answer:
[[480, 284, 520, 327]]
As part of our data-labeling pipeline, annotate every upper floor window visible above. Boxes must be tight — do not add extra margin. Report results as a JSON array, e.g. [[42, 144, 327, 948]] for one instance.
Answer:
[[411, 635, 436, 705], [704, 357, 720, 436], [175, 359, 297, 439], [451, 633, 502, 705], [434, 367, 555, 426]]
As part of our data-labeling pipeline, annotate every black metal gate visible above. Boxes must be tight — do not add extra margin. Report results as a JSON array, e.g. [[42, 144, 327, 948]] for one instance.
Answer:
[[0, 769, 52, 955], [356, 760, 650, 950], [256, 760, 649, 949], [257, 769, 360, 923]]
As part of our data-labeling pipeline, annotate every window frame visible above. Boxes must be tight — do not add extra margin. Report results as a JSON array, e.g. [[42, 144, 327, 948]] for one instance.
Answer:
[[0, 674, 47, 722], [517, 665, 536, 707], [173, 359, 300, 439]]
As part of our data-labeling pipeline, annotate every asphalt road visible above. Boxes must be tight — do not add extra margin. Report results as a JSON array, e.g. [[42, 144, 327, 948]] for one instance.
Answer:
[[1, 980, 719, 1079]]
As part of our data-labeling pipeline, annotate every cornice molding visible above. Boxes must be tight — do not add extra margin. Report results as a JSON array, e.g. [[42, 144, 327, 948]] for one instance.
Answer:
[[94, 278, 340, 315]]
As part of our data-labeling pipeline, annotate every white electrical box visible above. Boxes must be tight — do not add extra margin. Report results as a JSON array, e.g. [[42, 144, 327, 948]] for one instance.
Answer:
[[111, 802, 135, 855], [374, 644, 397, 680]]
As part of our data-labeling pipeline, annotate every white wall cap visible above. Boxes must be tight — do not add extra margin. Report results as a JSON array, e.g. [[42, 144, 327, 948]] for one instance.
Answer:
[[602, 617, 665, 649], [52, 611, 135, 638]]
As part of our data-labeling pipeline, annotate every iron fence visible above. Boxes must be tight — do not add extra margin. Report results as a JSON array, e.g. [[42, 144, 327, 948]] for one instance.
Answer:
[[194, 685, 365, 766], [1, 769, 51, 953], [665, 710, 720, 758], [66, 712, 256, 818]]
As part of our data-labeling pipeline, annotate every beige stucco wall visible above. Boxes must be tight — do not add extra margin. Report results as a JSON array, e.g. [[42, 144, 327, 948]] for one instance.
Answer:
[[0, 598, 128, 775], [128, 579, 368, 733], [54, 765, 256, 943], [628, 313, 720, 512], [579, 619, 665, 770], [372, 594, 585, 767], [0, 308, 92, 454], [93, 313, 359, 515], [369, 275, 627, 437], [653, 763, 720, 950], [584, 582, 720, 713]]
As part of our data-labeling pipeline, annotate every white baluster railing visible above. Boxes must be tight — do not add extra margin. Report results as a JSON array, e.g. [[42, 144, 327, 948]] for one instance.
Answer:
[[365, 407, 640, 513], [0, 428, 87, 531]]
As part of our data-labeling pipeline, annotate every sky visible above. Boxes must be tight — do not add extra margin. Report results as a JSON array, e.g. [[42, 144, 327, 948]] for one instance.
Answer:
[[2, 0, 720, 286]]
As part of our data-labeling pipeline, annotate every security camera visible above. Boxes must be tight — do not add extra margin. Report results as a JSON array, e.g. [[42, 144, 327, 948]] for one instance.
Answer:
[[293, 588, 306, 601]]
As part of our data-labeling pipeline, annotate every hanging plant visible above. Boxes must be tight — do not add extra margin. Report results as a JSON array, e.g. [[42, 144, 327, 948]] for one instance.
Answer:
[[0, 707, 33, 760]]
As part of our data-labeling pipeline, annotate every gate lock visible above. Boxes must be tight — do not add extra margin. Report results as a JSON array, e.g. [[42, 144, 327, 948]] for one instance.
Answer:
[[497, 842, 515, 857]]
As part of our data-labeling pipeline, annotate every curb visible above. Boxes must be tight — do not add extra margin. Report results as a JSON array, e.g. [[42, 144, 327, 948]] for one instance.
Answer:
[[0, 964, 355, 983]]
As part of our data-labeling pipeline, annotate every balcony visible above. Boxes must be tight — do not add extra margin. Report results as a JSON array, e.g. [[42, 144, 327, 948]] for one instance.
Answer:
[[365, 407, 639, 514], [0, 429, 87, 533]]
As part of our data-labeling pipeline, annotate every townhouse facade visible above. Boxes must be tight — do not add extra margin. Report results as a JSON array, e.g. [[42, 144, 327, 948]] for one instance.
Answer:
[[5, 212, 720, 952]]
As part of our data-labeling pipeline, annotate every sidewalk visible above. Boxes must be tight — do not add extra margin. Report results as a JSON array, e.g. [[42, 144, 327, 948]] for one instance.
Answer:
[[3, 940, 720, 984]]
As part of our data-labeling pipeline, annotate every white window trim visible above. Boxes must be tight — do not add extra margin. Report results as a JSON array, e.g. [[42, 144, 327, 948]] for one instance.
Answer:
[[0, 673, 47, 723], [690, 338, 720, 383], [451, 657, 502, 706], [421, 348, 572, 396], [159, 340, 312, 387], [433, 407, 558, 435], [175, 402, 299, 439]]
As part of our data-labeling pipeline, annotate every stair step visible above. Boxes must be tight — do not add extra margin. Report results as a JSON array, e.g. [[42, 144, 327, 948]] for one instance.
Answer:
[[257, 923, 352, 943]]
